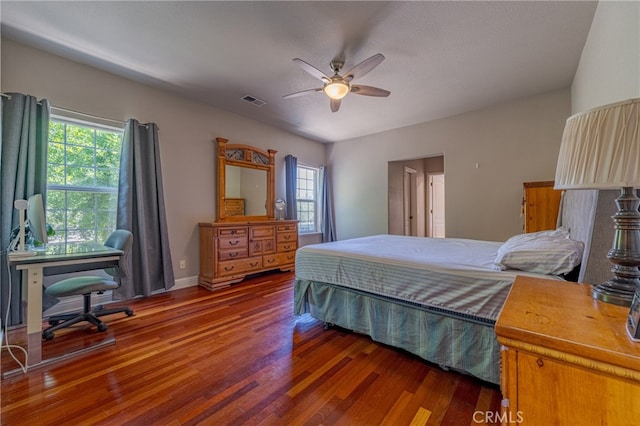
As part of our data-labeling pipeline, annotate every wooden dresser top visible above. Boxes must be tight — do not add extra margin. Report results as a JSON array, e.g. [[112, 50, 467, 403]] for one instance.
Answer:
[[496, 275, 640, 373]]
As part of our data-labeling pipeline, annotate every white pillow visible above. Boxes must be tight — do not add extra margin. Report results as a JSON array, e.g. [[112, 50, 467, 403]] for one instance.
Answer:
[[494, 230, 583, 275], [531, 227, 570, 238]]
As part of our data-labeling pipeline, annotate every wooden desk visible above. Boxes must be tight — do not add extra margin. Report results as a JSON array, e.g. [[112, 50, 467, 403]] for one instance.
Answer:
[[496, 275, 640, 425], [8, 244, 122, 373]]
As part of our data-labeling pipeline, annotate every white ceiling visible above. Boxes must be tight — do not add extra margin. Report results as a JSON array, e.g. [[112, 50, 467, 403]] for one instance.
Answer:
[[0, 1, 597, 143]]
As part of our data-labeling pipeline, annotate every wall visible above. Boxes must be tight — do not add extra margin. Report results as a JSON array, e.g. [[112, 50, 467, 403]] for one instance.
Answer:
[[328, 89, 571, 242], [571, 0, 640, 112], [568, 0, 640, 286], [1, 39, 326, 287]]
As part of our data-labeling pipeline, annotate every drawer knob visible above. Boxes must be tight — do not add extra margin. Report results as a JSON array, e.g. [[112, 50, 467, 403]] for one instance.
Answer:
[[229, 240, 239, 246], [536, 358, 544, 368], [224, 266, 234, 271]]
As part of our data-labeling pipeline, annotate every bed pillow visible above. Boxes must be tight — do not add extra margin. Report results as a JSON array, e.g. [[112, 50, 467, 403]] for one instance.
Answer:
[[494, 230, 584, 275], [528, 227, 570, 238]]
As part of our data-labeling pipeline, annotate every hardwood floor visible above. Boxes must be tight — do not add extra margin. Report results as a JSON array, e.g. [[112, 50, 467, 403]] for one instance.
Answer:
[[1, 271, 501, 425]]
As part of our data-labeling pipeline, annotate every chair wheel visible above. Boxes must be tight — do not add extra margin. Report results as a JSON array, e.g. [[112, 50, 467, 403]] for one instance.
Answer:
[[48, 319, 61, 326], [97, 323, 108, 332], [43, 331, 55, 340], [125, 309, 134, 316]]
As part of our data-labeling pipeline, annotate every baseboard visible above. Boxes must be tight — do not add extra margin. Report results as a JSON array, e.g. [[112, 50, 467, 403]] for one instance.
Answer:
[[172, 275, 198, 290], [43, 275, 199, 317]]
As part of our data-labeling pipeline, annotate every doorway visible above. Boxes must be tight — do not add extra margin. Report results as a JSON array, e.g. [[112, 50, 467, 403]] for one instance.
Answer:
[[388, 155, 444, 237]]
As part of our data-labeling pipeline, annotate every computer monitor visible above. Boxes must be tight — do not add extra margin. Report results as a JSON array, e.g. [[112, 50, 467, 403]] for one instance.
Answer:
[[27, 194, 48, 247]]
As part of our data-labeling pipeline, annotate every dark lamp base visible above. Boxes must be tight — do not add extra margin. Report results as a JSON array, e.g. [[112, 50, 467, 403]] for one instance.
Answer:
[[595, 187, 640, 310], [592, 281, 635, 307]]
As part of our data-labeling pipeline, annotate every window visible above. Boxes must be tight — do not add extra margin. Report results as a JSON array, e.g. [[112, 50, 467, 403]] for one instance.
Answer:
[[296, 165, 319, 233], [46, 117, 123, 246]]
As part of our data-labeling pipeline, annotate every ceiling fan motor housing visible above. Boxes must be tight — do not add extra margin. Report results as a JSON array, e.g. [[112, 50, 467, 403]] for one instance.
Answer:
[[330, 59, 345, 73]]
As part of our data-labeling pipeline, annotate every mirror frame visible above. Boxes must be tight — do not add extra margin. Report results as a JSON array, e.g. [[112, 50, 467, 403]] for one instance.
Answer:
[[216, 137, 276, 222]]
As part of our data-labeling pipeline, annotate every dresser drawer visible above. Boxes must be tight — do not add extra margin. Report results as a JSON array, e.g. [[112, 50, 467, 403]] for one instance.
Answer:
[[277, 223, 297, 232], [251, 226, 274, 238], [277, 232, 297, 244], [218, 236, 248, 250], [277, 241, 297, 253], [218, 248, 248, 261], [218, 257, 262, 277], [218, 227, 247, 237], [263, 252, 296, 268]]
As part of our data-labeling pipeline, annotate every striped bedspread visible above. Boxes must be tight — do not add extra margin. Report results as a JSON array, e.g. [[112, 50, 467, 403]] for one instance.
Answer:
[[295, 234, 558, 322]]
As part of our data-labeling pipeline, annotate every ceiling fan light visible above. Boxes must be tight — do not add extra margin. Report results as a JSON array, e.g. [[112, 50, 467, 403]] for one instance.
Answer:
[[324, 81, 350, 100]]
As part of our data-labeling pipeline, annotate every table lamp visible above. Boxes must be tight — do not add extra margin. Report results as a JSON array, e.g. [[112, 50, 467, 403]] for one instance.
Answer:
[[554, 98, 640, 310]]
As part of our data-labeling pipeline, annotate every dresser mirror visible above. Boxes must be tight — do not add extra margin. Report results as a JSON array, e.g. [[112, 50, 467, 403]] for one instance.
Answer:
[[216, 137, 276, 222]]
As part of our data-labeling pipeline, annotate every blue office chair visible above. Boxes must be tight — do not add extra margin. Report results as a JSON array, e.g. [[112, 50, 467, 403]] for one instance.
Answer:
[[42, 229, 135, 340]]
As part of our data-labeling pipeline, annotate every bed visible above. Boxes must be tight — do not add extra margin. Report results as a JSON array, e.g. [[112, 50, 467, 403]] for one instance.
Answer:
[[294, 190, 599, 384]]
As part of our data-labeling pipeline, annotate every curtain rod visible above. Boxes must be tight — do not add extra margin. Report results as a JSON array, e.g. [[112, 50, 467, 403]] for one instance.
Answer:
[[1, 92, 41, 103], [52, 106, 156, 129], [51, 105, 125, 126], [1, 93, 117, 124], [2, 93, 155, 129], [1, 92, 44, 105]]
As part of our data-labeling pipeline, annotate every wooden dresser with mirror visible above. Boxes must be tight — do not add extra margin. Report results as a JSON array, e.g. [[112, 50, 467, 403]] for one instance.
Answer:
[[198, 137, 298, 291]]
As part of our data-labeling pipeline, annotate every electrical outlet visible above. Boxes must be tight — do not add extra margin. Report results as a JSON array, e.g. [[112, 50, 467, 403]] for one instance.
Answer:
[[179, 259, 186, 270]]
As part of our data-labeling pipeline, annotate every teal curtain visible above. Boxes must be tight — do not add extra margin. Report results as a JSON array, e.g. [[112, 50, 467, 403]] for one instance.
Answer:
[[285, 154, 297, 221], [0, 93, 50, 325], [319, 166, 336, 242], [115, 119, 174, 298]]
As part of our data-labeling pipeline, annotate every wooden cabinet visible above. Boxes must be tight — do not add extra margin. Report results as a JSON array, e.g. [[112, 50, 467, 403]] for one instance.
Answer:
[[522, 181, 562, 233], [198, 220, 298, 290], [496, 276, 640, 425], [223, 198, 245, 216]]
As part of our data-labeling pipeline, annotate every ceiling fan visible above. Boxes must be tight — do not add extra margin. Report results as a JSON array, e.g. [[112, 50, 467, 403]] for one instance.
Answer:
[[283, 53, 390, 112]]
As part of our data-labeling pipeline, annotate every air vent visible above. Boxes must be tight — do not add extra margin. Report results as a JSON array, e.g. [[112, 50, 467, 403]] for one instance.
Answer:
[[241, 95, 267, 107]]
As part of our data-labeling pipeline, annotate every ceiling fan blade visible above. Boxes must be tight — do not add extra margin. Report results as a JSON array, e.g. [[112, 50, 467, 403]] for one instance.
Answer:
[[350, 85, 390, 97], [330, 99, 341, 113], [283, 87, 323, 99], [343, 53, 385, 81], [293, 58, 330, 82]]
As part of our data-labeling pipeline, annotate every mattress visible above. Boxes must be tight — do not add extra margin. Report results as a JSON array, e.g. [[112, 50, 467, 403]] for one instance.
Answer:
[[295, 234, 558, 322]]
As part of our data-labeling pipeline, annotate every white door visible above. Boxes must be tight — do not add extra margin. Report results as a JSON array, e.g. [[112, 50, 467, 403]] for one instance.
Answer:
[[428, 173, 445, 238]]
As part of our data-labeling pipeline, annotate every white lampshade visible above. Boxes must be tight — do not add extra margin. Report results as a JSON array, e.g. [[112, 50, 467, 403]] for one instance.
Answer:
[[554, 98, 640, 190], [323, 81, 350, 100]]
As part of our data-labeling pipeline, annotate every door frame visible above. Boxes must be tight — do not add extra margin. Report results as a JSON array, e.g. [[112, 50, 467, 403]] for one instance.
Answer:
[[403, 166, 417, 236], [427, 172, 445, 238]]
